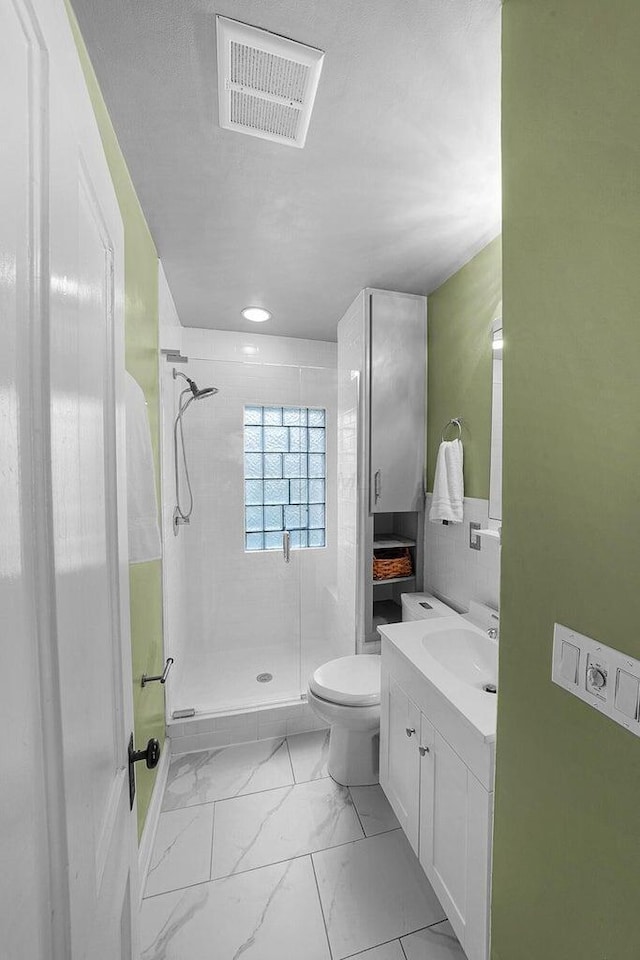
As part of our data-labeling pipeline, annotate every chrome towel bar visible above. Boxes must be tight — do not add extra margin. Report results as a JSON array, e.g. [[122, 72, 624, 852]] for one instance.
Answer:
[[141, 657, 174, 688]]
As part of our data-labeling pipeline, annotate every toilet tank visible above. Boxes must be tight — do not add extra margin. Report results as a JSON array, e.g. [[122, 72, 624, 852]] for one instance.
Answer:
[[401, 592, 457, 622]]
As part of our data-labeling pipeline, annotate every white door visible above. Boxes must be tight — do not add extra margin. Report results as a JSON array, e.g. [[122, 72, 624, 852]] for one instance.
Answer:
[[0, 0, 138, 958]]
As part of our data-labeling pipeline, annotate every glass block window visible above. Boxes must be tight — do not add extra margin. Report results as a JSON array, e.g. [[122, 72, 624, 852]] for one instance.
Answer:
[[244, 406, 326, 551]]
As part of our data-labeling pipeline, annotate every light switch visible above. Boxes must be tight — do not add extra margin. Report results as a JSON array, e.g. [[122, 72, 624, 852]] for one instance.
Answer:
[[614, 669, 640, 720], [559, 639, 580, 684]]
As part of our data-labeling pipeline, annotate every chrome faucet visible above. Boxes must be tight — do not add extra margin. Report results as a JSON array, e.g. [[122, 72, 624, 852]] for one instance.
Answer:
[[487, 627, 499, 640]]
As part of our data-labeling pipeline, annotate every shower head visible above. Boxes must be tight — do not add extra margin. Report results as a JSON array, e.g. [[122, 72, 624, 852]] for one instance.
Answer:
[[191, 381, 218, 399], [173, 368, 218, 399]]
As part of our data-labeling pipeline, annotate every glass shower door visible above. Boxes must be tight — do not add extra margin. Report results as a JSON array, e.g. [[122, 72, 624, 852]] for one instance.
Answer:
[[171, 357, 303, 714]]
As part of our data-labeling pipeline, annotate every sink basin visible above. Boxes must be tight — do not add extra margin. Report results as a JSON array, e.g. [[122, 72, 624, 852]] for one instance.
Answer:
[[421, 626, 497, 690], [377, 615, 498, 741]]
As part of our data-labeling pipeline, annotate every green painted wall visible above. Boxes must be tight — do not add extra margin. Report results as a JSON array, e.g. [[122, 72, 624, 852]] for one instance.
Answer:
[[426, 237, 502, 497], [68, 4, 165, 839], [492, 2, 640, 958]]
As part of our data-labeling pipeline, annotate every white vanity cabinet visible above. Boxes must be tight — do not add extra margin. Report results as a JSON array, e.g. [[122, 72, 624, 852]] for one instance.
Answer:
[[380, 647, 494, 960]]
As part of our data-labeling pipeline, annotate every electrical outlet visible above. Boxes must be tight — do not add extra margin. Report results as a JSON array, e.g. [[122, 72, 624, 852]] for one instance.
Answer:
[[469, 521, 481, 551]]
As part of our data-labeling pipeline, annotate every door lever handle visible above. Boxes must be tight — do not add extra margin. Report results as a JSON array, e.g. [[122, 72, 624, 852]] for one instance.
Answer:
[[128, 734, 161, 809]]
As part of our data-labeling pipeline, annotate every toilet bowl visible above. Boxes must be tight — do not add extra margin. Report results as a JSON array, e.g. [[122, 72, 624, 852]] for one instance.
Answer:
[[307, 655, 381, 786]]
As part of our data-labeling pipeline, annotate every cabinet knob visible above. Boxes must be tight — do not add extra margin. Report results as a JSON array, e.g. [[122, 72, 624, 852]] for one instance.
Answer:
[[405, 727, 416, 737], [419, 745, 430, 756]]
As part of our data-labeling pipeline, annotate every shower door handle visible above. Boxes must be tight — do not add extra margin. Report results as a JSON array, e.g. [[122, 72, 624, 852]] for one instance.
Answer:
[[283, 530, 290, 563]]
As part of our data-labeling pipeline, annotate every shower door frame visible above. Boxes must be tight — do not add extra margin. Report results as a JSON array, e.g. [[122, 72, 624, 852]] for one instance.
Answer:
[[160, 347, 340, 719]]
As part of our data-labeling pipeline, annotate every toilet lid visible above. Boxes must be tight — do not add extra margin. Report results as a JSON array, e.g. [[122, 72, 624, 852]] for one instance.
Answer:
[[310, 656, 381, 706]]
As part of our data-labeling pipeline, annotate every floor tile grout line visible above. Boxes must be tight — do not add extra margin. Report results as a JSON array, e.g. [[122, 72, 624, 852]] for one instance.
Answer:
[[310, 852, 334, 960], [283, 735, 297, 783], [211, 827, 403, 883], [163, 763, 349, 814], [209, 799, 216, 881], [341, 917, 452, 960], [347, 786, 367, 840], [343, 934, 404, 958], [164, 735, 332, 810], [142, 827, 405, 901], [142, 850, 314, 902]]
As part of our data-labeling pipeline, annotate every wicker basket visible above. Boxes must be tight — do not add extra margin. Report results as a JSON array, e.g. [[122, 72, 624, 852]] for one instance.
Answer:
[[373, 547, 413, 581]]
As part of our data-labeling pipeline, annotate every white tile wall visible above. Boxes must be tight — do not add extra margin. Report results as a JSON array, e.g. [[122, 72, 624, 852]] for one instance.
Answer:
[[423, 495, 500, 613], [168, 700, 327, 755], [181, 327, 337, 369]]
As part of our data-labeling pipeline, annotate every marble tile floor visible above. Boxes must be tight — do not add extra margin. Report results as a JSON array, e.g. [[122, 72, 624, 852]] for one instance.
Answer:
[[140, 730, 466, 960]]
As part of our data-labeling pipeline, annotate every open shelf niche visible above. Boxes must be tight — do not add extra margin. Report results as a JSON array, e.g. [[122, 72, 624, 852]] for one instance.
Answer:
[[370, 511, 423, 636]]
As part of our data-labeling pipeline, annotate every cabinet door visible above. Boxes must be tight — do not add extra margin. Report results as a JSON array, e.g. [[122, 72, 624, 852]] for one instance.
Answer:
[[420, 728, 492, 960], [380, 677, 421, 852], [418, 713, 436, 873], [369, 291, 426, 513]]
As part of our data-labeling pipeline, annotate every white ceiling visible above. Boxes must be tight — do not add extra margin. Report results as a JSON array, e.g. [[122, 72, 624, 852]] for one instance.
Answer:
[[72, 0, 502, 341]]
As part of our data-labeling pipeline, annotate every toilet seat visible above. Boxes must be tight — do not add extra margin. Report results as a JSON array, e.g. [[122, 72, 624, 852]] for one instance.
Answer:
[[309, 655, 380, 707]]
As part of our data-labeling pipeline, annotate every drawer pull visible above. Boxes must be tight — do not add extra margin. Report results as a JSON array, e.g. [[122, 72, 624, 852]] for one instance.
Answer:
[[405, 727, 416, 737], [419, 745, 430, 756]]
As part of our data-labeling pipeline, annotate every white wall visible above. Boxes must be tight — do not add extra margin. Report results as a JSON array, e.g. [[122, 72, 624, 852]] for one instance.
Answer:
[[423, 495, 500, 613]]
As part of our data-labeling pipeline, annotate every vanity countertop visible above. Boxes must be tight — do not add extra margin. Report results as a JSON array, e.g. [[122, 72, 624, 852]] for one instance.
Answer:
[[378, 615, 498, 743]]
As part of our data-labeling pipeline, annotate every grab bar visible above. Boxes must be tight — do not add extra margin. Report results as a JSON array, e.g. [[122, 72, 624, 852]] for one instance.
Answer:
[[141, 657, 174, 688], [283, 530, 290, 563]]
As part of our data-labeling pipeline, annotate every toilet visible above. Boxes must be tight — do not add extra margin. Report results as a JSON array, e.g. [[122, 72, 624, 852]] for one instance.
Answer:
[[307, 655, 381, 786], [309, 593, 458, 786]]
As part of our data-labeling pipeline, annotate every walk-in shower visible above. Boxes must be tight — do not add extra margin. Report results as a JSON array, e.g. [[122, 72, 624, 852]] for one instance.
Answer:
[[172, 368, 218, 534], [161, 334, 350, 719]]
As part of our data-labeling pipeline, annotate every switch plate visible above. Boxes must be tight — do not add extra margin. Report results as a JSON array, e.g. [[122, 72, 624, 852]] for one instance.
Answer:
[[469, 521, 481, 551], [552, 624, 640, 737]]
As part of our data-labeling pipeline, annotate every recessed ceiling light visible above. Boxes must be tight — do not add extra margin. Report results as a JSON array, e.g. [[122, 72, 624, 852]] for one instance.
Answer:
[[242, 306, 271, 323]]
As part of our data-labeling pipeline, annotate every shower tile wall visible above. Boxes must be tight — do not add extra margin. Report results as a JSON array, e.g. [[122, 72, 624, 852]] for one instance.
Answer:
[[161, 330, 344, 718]]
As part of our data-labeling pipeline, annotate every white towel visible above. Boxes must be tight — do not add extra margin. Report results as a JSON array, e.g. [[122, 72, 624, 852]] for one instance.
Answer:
[[429, 439, 464, 524], [125, 372, 162, 563]]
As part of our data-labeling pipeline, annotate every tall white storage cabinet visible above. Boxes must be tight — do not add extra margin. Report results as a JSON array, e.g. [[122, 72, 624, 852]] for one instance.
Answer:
[[336, 289, 427, 651]]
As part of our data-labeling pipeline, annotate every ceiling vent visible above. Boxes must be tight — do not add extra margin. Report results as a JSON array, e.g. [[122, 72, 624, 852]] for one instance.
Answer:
[[216, 17, 324, 149]]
